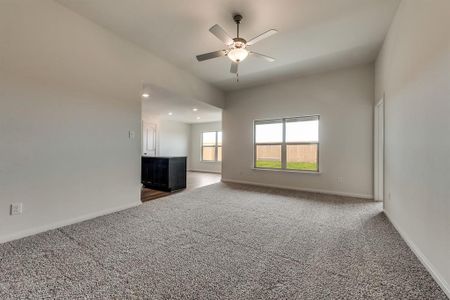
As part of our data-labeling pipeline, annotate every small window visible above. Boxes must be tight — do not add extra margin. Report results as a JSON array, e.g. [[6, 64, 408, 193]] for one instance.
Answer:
[[254, 116, 319, 172], [202, 131, 222, 162]]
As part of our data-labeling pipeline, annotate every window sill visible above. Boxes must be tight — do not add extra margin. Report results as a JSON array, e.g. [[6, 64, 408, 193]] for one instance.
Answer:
[[251, 167, 321, 174], [201, 161, 221, 163]]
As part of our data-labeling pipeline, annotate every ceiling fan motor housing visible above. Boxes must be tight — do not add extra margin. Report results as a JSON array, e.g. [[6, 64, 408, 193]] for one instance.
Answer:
[[233, 37, 247, 48]]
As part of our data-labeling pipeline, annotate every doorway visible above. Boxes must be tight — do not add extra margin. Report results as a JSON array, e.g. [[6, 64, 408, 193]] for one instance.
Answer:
[[142, 121, 157, 157], [374, 97, 384, 202]]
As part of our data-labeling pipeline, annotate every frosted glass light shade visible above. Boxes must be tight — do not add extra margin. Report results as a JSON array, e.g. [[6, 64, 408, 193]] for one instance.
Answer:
[[227, 48, 249, 62]]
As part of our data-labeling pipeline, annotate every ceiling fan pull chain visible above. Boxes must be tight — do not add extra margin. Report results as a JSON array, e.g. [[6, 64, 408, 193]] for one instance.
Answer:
[[236, 72, 239, 83]]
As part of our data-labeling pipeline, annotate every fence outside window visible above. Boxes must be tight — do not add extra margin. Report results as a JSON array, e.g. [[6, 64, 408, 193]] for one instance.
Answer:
[[254, 115, 319, 172], [201, 131, 222, 162]]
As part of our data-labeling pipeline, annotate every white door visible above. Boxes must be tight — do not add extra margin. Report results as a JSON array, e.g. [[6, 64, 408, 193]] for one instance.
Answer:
[[142, 122, 157, 156], [374, 98, 384, 202]]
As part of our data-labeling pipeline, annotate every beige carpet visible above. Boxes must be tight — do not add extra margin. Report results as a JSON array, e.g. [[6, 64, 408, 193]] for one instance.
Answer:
[[0, 183, 447, 299]]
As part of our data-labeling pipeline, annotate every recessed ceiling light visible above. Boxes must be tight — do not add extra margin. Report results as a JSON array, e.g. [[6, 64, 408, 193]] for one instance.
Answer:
[[193, 108, 198, 112], [168, 112, 173, 116], [196, 116, 201, 120], [142, 93, 150, 98]]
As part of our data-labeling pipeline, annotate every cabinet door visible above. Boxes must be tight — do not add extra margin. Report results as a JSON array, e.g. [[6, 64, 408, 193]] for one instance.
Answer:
[[151, 158, 168, 187], [168, 158, 186, 190]]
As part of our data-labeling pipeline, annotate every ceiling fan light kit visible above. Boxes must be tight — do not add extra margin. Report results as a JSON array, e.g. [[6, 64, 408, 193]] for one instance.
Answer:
[[196, 14, 278, 82], [227, 48, 248, 63]]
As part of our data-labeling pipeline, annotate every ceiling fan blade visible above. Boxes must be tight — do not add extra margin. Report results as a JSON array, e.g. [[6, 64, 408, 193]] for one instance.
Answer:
[[209, 24, 234, 46], [247, 29, 278, 46], [196, 50, 227, 61], [230, 62, 238, 74], [250, 51, 275, 62]]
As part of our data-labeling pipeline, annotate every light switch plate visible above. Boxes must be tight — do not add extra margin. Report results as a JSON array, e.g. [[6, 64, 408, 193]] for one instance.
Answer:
[[10, 203, 23, 215], [129, 130, 135, 139]]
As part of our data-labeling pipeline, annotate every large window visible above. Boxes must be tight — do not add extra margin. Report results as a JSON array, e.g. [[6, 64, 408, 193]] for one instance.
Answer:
[[202, 131, 222, 162], [254, 116, 319, 172]]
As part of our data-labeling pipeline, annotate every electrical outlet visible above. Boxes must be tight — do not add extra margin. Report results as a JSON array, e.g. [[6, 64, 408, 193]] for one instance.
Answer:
[[10, 203, 23, 215], [337, 176, 344, 184]]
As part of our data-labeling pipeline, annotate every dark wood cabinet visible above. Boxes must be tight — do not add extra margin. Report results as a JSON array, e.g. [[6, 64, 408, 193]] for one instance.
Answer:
[[141, 156, 187, 192]]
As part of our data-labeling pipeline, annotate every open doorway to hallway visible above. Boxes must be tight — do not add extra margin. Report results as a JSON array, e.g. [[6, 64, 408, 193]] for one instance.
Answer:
[[140, 85, 222, 202]]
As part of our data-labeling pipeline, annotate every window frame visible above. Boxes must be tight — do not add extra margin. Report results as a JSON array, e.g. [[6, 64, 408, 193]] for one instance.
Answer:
[[201, 131, 222, 162], [253, 115, 320, 172]]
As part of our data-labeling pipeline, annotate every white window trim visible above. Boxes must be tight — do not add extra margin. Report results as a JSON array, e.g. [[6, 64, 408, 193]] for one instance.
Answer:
[[253, 115, 320, 173], [201, 131, 222, 162]]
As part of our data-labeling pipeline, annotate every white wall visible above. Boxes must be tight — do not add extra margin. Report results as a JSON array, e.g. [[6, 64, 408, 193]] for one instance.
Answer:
[[0, 72, 141, 242], [189, 122, 222, 173], [223, 65, 374, 198], [375, 0, 450, 295], [158, 120, 190, 158], [141, 113, 190, 158], [0, 0, 222, 242], [0, 0, 224, 109]]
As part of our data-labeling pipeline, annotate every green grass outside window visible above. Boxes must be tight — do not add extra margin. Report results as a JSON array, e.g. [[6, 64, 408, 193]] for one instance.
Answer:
[[255, 160, 317, 171]]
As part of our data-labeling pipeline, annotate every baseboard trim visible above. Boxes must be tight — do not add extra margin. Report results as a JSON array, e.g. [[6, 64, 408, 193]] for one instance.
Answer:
[[221, 178, 373, 199], [384, 209, 450, 298], [188, 169, 221, 174], [0, 201, 141, 244]]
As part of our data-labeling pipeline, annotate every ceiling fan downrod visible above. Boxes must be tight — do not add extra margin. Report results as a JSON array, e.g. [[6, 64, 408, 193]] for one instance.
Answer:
[[233, 14, 243, 38], [233, 14, 243, 81]]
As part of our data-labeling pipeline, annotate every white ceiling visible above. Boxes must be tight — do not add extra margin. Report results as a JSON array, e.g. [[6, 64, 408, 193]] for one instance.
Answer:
[[58, 0, 400, 91], [141, 85, 222, 124]]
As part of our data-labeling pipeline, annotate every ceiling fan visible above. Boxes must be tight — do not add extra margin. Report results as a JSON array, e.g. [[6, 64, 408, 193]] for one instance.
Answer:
[[196, 14, 278, 80]]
